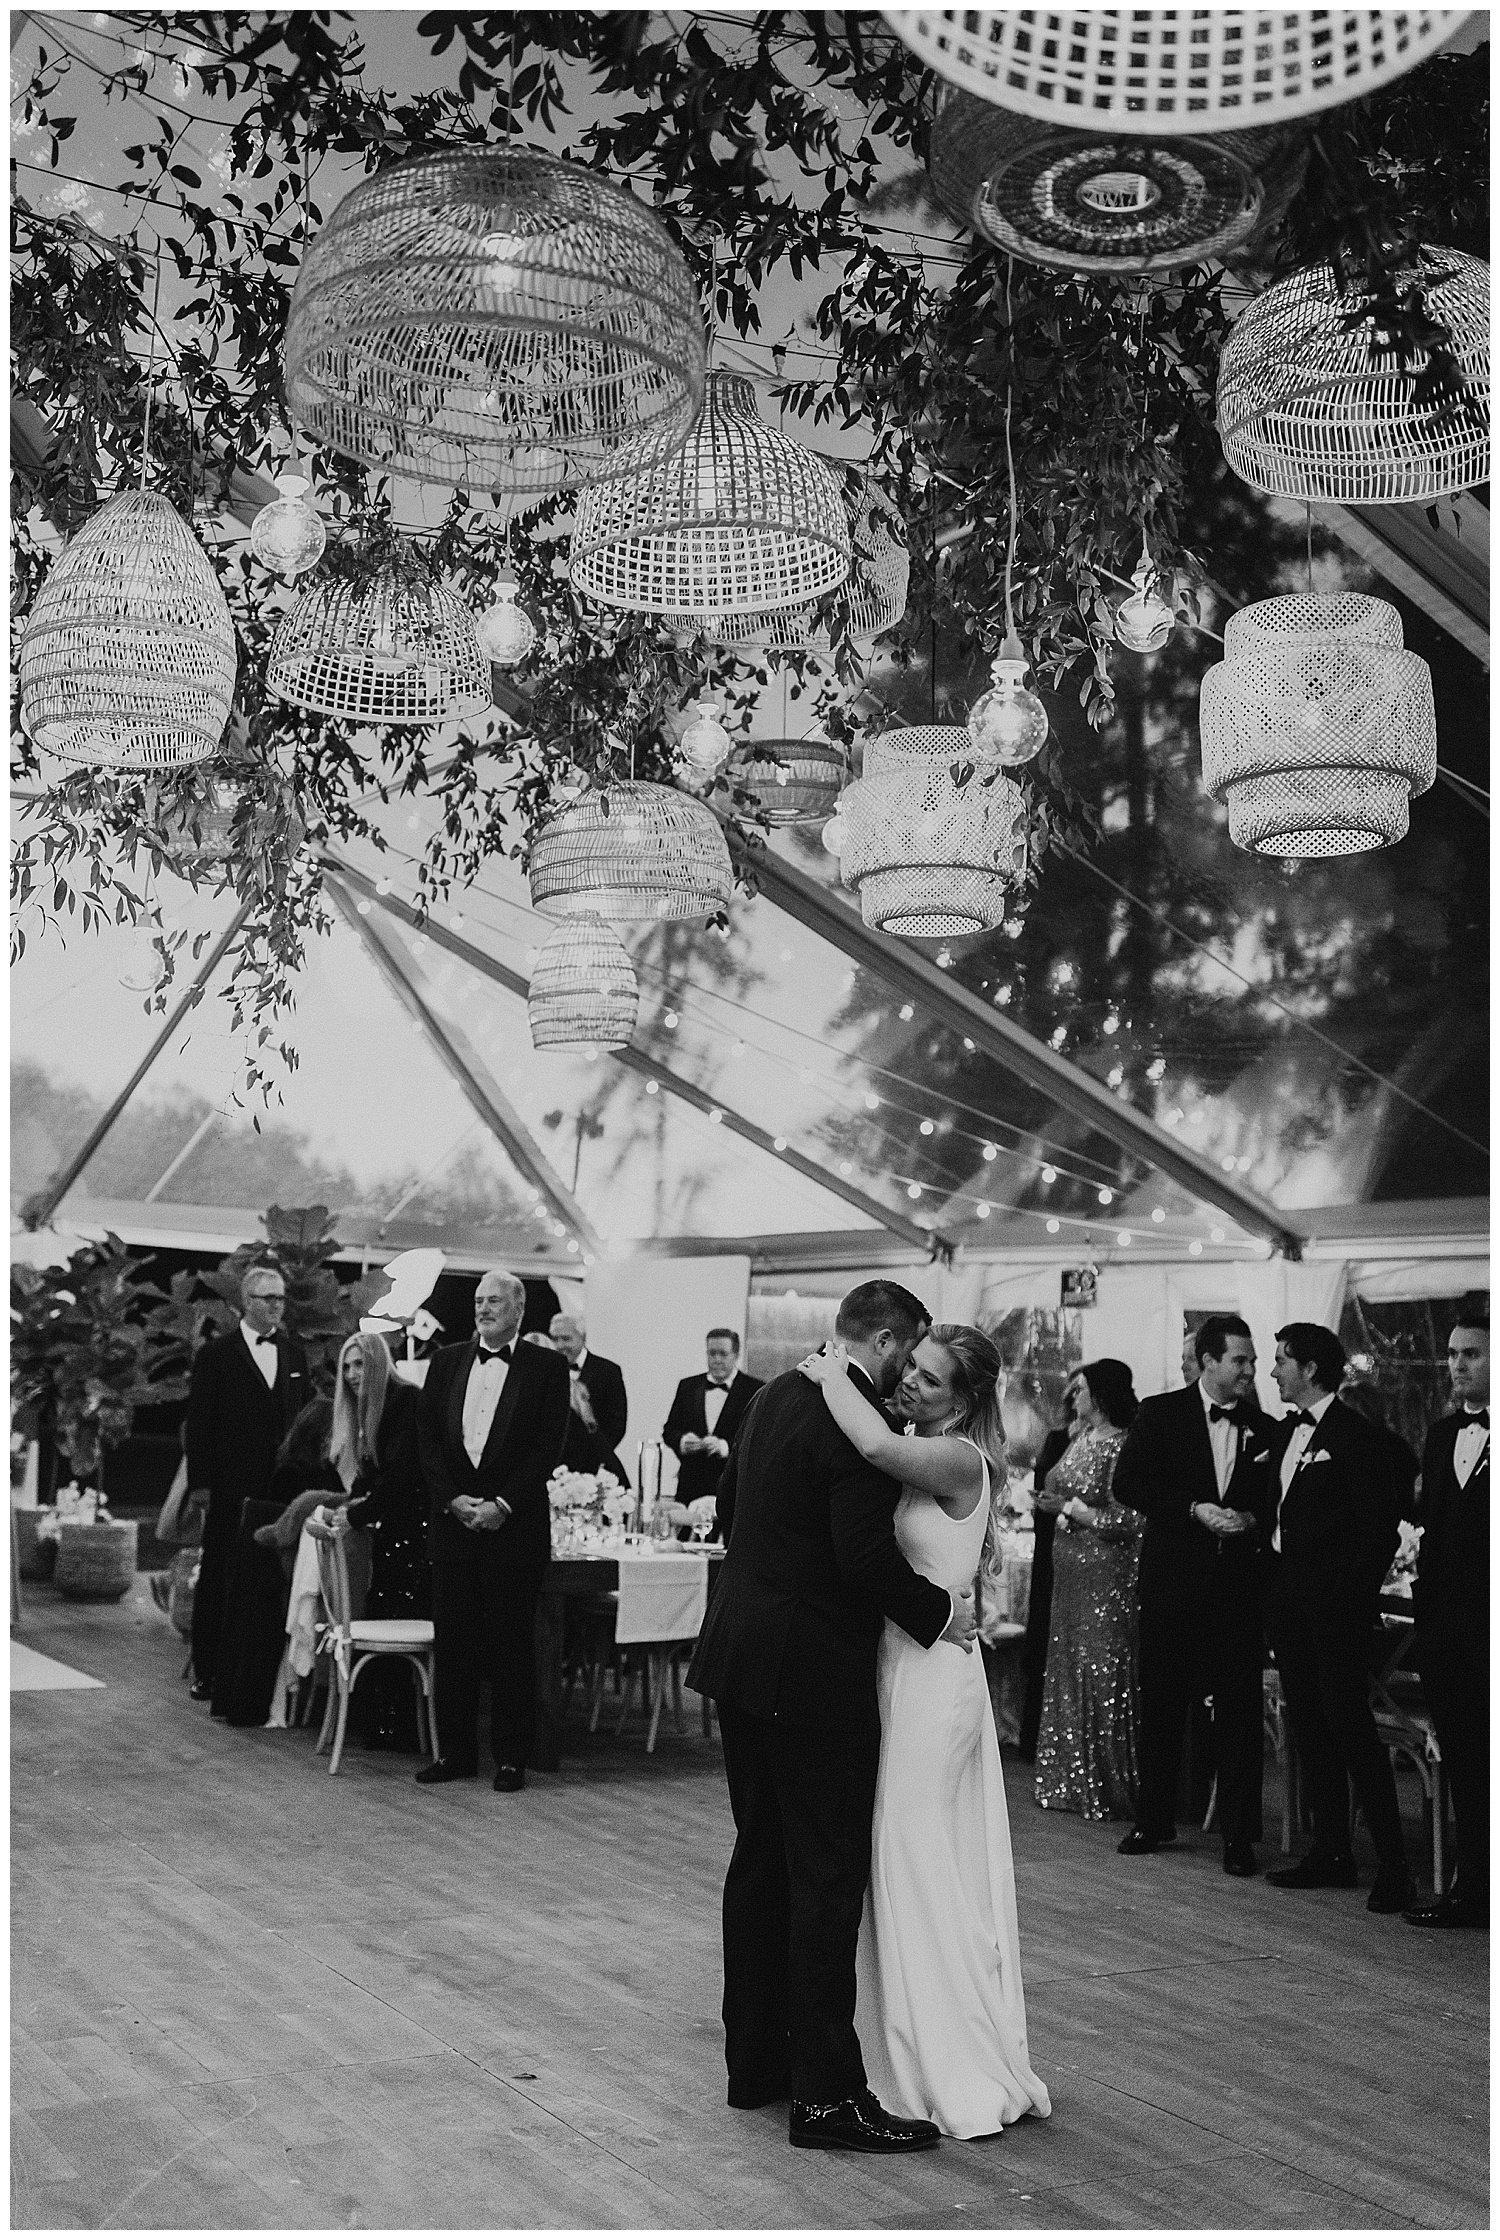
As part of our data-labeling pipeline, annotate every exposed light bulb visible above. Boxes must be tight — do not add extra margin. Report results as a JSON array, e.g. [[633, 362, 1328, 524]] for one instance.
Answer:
[[117, 920, 171, 993], [475, 570, 537, 667], [249, 472, 326, 579], [967, 631, 1048, 765], [821, 807, 848, 855], [678, 692, 733, 780], [1114, 549, 1175, 654], [476, 220, 531, 310]]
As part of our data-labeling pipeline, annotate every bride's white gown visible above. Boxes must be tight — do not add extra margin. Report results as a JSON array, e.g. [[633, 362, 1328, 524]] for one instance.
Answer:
[[856, 1447, 1052, 2139]]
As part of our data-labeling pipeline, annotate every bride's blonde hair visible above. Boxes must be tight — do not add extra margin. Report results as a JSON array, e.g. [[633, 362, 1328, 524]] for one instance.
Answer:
[[926, 1323, 1008, 1611]]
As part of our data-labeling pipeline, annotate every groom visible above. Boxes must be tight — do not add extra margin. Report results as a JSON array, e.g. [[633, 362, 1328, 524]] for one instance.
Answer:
[[687, 1281, 976, 2153]]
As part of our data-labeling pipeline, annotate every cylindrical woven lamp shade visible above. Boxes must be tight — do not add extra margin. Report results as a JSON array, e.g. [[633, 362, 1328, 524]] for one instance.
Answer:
[[669, 474, 909, 650], [1200, 593, 1436, 857], [839, 726, 1029, 937], [930, 90, 1307, 274], [19, 491, 236, 769], [884, 10, 1463, 132], [569, 372, 851, 617], [528, 916, 639, 1050], [285, 147, 705, 496], [738, 741, 849, 826], [528, 779, 734, 922], [1217, 249, 1490, 505], [266, 567, 492, 725]]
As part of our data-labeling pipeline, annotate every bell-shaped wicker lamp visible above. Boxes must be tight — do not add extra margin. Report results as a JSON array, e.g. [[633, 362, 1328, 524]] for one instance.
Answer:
[[1217, 247, 1490, 505], [266, 565, 493, 726], [19, 491, 237, 769], [569, 372, 850, 618], [1200, 593, 1436, 856], [285, 146, 706, 496], [838, 726, 1029, 937], [527, 916, 639, 1051], [669, 473, 909, 651], [528, 779, 734, 923], [735, 740, 849, 827]]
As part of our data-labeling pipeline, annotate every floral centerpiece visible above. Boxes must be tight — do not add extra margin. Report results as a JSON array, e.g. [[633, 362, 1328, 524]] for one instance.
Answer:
[[1384, 1518, 1423, 1599], [548, 1466, 632, 1554]]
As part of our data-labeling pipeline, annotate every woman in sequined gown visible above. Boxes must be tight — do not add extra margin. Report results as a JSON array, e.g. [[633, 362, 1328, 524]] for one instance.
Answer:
[[1034, 1359, 1143, 1822]]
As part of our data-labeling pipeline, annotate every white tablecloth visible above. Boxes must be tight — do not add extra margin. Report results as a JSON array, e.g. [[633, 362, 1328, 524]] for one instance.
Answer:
[[614, 1552, 709, 1646]]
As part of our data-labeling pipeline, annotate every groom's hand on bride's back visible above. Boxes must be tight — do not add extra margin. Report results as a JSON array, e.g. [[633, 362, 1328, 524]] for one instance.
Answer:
[[940, 1588, 978, 1652]]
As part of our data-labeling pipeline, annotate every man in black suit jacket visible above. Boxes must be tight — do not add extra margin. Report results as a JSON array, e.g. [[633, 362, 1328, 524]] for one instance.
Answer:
[[415, 1269, 571, 1792], [549, 1312, 629, 1483], [687, 1281, 973, 2157], [663, 1329, 764, 1517], [1263, 1323, 1415, 1912], [1405, 1298, 1489, 1930], [1113, 1314, 1276, 1876], [185, 1262, 310, 1700]]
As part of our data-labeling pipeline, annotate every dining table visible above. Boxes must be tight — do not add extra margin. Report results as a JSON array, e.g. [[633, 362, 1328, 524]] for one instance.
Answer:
[[532, 1540, 725, 1771]]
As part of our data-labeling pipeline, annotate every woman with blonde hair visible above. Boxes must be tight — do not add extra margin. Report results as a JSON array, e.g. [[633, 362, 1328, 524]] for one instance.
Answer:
[[798, 1323, 1050, 2140]]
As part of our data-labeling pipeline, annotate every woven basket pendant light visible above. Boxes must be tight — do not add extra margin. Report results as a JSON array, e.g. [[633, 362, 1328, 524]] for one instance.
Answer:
[[569, 372, 851, 618], [884, 11, 1464, 131], [527, 915, 639, 1051], [19, 491, 237, 769], [266, 563, 492, 726], [667, 473, 909, 651], [837, 726, 1029, 938], [1199, 593, 1436, 857], [737, 740, 849, 827], [528, 779, 734, 923], [1217, 248, 1490, 506], [284, 146, 706, 497]]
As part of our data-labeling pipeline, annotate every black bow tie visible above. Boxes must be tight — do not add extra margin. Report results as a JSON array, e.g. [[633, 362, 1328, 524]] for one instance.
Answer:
[[706, 1379, 731, 1391], [1208, 1404, 1238, 1424], [1464, 1409, 1488, 1427], [477, 1344, 512, 1364], [1291, 1410, 1318, 1429]]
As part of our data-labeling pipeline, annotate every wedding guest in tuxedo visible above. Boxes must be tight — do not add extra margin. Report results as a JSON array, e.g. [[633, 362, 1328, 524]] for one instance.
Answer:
[[1113, 1314, 1275, 1877], [185, 1263, 310, 1701], [663, 1330, 764, 1516], [549, 1312, 629, 1484], [1264, 1323, 1415, 1913], [1405, 1298, 1489, 1930], [1018, 1384, 1079, 1763], [415, 1269, 571, 1792]]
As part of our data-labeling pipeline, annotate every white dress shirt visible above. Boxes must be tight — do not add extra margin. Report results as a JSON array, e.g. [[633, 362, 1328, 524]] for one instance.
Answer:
[[240, 1319, 279, 1389], [1198, 1381, 1239, 1500], [462, 1345, 510, 1468], [1272, 1389, 1336, 1552], [1453, 1408, 1489, 1488], [703, 1373, 736, 1436]]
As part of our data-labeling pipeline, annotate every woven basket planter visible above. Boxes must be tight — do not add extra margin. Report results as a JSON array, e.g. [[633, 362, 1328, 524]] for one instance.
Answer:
[[570, 372, 850, 618], [13, 1512, 57, 1583], [1200, 593, 1436, 857], [267, 565, 492, 726], [285, 146, 705, 496], [883, 9, 1462, 132], [528, 916, 639, 1050], [528, 780, 733, 923], [1217, 247, 1490, 506], [55, 1516, 139, 1602], [19, 491, 237, 769], [838, 727, 1029, 938], [736, 741, 849, 826]]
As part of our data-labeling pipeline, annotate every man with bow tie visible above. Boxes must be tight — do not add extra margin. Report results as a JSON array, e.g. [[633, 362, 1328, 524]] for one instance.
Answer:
[[1405, 1297, 1489, 1930], [1113, 1314, 1275, 1876], [663, 1329, 764, 1522], [549, 1312, 629, 1484], [415, 1268, 571, 1792], [1264, 1322, 1416, 1914]]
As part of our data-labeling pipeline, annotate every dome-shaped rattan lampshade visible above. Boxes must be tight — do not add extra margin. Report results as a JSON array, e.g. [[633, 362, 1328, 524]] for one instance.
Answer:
[[1217, 248, 1490, 506], [838, 726, 1029, 937], [1200, 592, 1436, 856], [736, 740, 849, 826], [266, 565, 492, 725], [285, 146, 706, 497], [528, 779, 734, 922], [527, 915, 639, 1050], [884, 10, 1463, 132], [669, 473, 909, 651], [569, 372, 851, 618], [929, 89, 1308, 274], [19, 491, 237, 769]]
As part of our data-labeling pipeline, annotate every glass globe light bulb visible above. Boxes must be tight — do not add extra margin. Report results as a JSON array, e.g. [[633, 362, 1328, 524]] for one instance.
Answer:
[[551, 763, 588, 804], [678, 693, 733, 779], [117, 921, 170, 993], [1114, 558, 1176, 654], [968, 634, 1048, 765], [249, 472, 326, 579], [476, 219, 531, 309], [475, 571, 537, 667], [821, 806, 848, 855]]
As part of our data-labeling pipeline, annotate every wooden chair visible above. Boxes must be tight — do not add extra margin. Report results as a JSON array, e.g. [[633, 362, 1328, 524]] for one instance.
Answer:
[[311, 1521, 438, 1776], [1368, 1614, 1449, 1893], [592, 1553, 710, 1754]]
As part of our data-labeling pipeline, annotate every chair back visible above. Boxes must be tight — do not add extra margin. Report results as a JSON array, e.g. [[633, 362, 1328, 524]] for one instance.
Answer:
[[313, 1525, 354, 1640]]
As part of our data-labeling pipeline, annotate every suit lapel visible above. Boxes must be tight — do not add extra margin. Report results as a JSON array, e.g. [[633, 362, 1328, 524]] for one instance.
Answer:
[[447, 1342, 478, 1468], [479, 1345, 527, 1472], [1186, 1385, 1219, 1498]]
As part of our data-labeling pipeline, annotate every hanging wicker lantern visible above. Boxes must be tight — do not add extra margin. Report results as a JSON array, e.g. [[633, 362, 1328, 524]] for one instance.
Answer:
[[284, 146, 706, 496], [929, 90, 1308, 274], [19, 491, 236, 769], [1200, 593, 1436, 857], [249, 473, 327, 578], [883, 11, 1463, 131], [527, 915, 639, 1051], [528, 779, 734, 923], [569, 372, 850, 618], [1217, 248, 1490, 506], [838, 727, 1030, 938], [665, 472, 909, 651], [736, 740, 849, 826], [266, 563, 492, 726]]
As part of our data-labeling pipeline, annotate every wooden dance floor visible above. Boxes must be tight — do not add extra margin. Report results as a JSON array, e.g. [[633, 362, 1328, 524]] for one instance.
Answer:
[[12, 1586, 1487, 2230]]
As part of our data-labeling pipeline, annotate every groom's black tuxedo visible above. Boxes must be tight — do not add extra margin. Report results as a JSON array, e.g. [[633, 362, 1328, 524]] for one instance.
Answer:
[[687, 1365, 953, 2107], [1413, 1409, 1488, 1905]]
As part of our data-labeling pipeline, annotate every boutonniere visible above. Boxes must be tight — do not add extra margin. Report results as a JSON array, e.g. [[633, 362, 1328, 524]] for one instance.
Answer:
[[1300, 1450, 1331, 1468], [1248, 1442, 1269, 1462]]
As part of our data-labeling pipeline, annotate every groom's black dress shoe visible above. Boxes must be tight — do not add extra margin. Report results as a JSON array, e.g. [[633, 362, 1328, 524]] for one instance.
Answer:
[[1117, 1826, 1176, 1856], [1403, 1889, 1488, 1930], [492, 1765, 525, 1792], [1267, 1850, 1357, 1890], [1366, 1867, 1415, 1915], [414, 1757, 478, 1785], [188, 1679, 212, 1701], [789, 2090, 940, 2153], [1222, 1842, 1258, 1878]]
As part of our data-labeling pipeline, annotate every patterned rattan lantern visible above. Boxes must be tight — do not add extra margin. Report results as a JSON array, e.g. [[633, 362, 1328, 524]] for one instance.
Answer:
[[736, 740, 849, 827], [527, 915, 639, 1051], [528, 779, 734, 923], [1199, 593, 1436, 857], [285, 146, 706, 496], [883, 11, 1463, 130], [666, 472, 908, 650], [266, 564, 492, 726], [569, 372, 851, 618], [1217, 248, 1490, 506], [837, 726, 1030, 937], [19, 491, 236, 769]]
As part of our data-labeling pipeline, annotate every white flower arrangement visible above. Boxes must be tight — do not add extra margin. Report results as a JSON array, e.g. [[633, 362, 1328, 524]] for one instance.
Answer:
[[33, 1483, 110, 1543], [546, 1466, 615, 1512]]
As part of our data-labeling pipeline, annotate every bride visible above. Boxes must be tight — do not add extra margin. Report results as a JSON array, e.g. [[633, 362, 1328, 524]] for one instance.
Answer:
[[799, 1323, 1051, 2141]]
